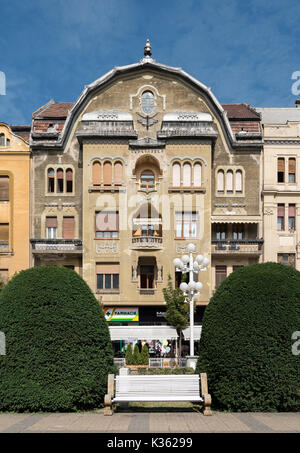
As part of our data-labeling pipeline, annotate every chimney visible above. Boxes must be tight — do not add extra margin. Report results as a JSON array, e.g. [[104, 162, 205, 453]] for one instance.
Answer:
[[295, 100, 300, 108]]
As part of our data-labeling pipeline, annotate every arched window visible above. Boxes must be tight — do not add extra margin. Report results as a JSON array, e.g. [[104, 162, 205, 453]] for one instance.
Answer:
[[103, 162, 112, 186], [172, 163, 181, 187], [0, 134, 5, 146], [226, 170, 233, 193], [193, 163, 202, 187], [141, 91, 155, 114], [217, 170, 224, 193], [235, 170, 242, 193], [48, 168, 55, 193], [183, 163, 191, 187], [66, 168, 73, 193], [114, 162, 123, 186], [140, 170, 155, 189], [57, 168, 64, 193], [92, 161, 101, 186]]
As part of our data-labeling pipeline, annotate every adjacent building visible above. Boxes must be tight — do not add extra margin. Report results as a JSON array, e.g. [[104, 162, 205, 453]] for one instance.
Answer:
[[257, 104, 300, 269], [0, 123, 31, 282]]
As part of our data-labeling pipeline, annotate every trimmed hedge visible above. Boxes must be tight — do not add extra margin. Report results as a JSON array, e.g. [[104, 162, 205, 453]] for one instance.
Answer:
[[196, 263, 300, 412], [0, 266, 116, 412]]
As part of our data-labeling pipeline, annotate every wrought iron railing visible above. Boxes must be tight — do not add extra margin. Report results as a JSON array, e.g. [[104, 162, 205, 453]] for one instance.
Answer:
[[211, 239, 263, 254]]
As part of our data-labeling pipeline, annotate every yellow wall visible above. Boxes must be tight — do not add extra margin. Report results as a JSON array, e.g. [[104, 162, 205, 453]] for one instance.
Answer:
[[0, 123, 30, 280]]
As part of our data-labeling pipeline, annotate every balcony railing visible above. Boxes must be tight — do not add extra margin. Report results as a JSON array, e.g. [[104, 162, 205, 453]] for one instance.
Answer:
[[211, 239, 264, 254], [31, 239, 82, 254], [132, 236, 163, 248]]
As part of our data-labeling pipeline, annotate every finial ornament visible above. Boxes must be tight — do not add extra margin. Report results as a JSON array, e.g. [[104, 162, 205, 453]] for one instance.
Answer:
[[144, 39, 152, 57]]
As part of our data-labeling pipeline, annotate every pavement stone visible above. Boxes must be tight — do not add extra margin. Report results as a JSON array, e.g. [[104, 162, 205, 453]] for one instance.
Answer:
[[0, 411, 299, 433]]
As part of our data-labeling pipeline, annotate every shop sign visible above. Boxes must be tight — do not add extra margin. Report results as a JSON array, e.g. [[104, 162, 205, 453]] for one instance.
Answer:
[[104, 307, 139, 322]]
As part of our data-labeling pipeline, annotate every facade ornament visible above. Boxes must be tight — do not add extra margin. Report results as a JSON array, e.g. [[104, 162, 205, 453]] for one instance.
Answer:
[[157, 265, 163, 282], [136, 111, 159, 130], [132, 265, 138, 282], [144, 39, 152, 58]]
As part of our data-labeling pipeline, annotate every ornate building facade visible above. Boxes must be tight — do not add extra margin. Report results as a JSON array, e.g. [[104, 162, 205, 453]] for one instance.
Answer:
[[29, 42, 263, 352]]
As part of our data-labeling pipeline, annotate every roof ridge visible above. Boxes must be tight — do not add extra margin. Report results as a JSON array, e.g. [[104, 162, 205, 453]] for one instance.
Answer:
[[32, 99, 55, 119]]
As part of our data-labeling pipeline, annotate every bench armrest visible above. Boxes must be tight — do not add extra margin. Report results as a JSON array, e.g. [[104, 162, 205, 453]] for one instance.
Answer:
[[200, 373, 212, 416], [104, 374, 115, 416]]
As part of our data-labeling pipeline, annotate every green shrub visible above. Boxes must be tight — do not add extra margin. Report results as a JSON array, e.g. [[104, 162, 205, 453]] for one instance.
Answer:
[[125, 344, 133, 365], [0, 266, 116, 412], [138, 367, 195, 375], [196, 263, 300, 412], [140, 344, 149, 366], [133, 344, 141, 365]]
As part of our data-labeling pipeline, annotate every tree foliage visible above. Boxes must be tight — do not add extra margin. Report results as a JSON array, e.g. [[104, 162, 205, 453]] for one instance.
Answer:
[[125, 343, 134, 365], [163, 274, 189, 357], [196, 263, 300, 412], [0, 266, 115, 412]]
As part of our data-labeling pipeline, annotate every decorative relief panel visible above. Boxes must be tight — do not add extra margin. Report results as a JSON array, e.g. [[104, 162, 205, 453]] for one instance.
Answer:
[[175, 243, 198, 254], [96, 242, 118, 254]]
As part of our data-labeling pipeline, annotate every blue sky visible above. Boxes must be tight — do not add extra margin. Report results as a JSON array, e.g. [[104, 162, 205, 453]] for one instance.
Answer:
[[1, 0, 300, 124]]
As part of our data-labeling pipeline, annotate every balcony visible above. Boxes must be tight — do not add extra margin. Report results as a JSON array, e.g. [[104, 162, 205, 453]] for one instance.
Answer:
[[132, 236, 163, 249], [211, 239, 263, 255], [31, 239, 82, 254]]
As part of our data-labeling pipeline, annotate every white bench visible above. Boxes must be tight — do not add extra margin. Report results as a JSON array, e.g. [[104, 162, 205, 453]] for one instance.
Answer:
[[104, 373, 212, 416]]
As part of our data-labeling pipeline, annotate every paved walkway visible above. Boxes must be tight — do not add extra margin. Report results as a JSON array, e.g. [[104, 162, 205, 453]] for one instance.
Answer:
[[0, 411, 299, 433]]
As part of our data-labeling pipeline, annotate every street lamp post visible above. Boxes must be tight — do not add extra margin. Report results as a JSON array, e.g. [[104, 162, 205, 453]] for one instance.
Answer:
[[173, 243, 210, 367]]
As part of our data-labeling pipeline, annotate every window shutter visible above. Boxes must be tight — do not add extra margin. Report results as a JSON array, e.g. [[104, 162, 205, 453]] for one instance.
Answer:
[[103, 162, 112, 185], [193, 163, 202, 187], [172, 163, 181, 187], [217, 170, 224, 192], [46, 217, 57, 228], [66, 169, 73, 181], [92, 162, 101, 185], [277, 204, 285, 217], [114, 162, 123, 185], [289, 158, 296, 173], [236, 170, 242, 192], [63, 217, 75, 239], [288, 204, 296, 217], [0, 176, 9, 201], [183, 163, 191, 187], [96, 263, 120, 274], [278, 158, 285, 172], [0, 224, 9, 241], [215, 266, 227, 287], [226, 170, 233, 192], [96, 212, 118, 231]]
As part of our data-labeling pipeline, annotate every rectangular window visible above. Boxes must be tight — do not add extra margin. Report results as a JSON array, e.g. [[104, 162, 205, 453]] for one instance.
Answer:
[[288, 204, 296, 232], [233, 265, 243, 272], [215, 265, 227, 288], [46, 217, 57, 239], [0, 269, 8, 283], [140, 265, 155, 289], [288, 158, 296, 183], [277, 253, 295, 268], [277, 204, 285, 231], [0, 223, 9, 249], [63, 217, 75, 239], [96, 263, 119, 291], [95, 211, 119, 238], [175, 212, 198, 239], [232, 224, 244, 240], [216, 225, 227, 240], [0, 176, 9, 201], [277, 158, 285, 183]]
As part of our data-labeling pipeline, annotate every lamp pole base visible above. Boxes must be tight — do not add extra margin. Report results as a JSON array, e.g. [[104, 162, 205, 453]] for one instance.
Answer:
[[186, 356, 198, 370]]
